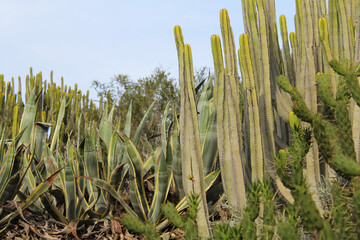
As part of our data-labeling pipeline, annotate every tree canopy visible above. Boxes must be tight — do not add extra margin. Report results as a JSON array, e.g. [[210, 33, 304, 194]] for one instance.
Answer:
[[92, 67, 179, 142]]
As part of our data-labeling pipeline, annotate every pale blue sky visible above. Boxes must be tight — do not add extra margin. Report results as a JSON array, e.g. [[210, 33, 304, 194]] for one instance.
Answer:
[[0, 1, 295, 100]]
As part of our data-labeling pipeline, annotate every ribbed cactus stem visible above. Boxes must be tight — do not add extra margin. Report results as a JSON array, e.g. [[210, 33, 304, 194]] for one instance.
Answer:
[[277, 75, 314, 122], [11, 105, 19, 139], [280, 15, 295, 84], [211, 9, 248, 210], [278, 73, 360, 178], [316, 73, 336, 107], [174, 25, 210, 238], [330, 59, 360, 107], [239, 33, 263, 181]]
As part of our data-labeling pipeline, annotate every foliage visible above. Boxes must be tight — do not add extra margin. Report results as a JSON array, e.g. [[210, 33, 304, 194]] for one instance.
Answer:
[[120, 215, 160, 240], [92, 67, 179, 141], [276, 58, 360, 238], [1, 0, 360, 239], [162, 193, 200, 240], [212, 221, 242, 240]]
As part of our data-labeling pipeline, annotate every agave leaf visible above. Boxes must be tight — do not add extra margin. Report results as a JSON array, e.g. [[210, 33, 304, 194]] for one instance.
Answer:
[[0, 166, 65, 226], [126, 142, 149, 219], [197, 77, 213, 116], [31, 153, 68, 224], [0, 130, 6, 166], [109, 162, 127, 193], [148, 104, 172, 222], [160, 102, 170, 159], [107, 131, 119, 180], [128, 181, 146, 220], [31, 123, 52, 162], [9, 145, 23, 181], [149, 150, 169, 223], [0, 142, 18, 193], [0, 142, 23, 200], [65, 141, 76, 221], [106, 110, 124, 178], [171, 113, 184, 199], [123, 102, 132, 138], [142, 136, 169, 223], [40, 191, 68, 224], [155, 169, 220, 231], [116, 131, 149, 218], [83, 176, 137, 218], [142, 147, 161, 175], [18, 87, 38, 147], [84, 131, 106, 213], [99, 104, 115, 148], [84, 131, 99, 180], [42, 141, 59, 180], [201, 104, 218, 175], [0, 171, 21, 204], [75, 148, 86, 194], [50, 97, 66, 152], [132, 101, 156, 147]]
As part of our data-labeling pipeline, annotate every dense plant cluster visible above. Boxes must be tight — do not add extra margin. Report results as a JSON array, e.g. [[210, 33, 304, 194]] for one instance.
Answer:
[[0, 0, 360, 239]]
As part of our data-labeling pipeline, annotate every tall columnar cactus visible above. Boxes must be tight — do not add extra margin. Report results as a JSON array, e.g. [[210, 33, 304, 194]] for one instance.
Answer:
[[277, 66, 360, 178], [239, 0, 298, 204], [277, 64, 360, 237], [238, 33, 263, 182], [211, 9, 248, 210], [174, 25, 211, 238], [239, 0, 360, 212], [317, 1, 360, 163], [281, 1, 323, 210]]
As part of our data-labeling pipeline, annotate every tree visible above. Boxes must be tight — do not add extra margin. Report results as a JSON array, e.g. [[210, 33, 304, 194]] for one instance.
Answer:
[[92, 67, 180, 144]]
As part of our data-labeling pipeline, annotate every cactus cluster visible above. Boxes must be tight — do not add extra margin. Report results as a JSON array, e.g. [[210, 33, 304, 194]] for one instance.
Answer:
[[277, 59, 360, 179], [1, 0, 360, 239]]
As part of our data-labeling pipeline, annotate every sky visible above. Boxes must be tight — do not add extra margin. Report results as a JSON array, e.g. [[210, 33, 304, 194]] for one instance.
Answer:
[[0, 0, 296, 100]]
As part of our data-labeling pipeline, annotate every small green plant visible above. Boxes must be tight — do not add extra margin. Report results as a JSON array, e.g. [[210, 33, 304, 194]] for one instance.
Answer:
[[120, 215, 160, 240], [275, 111, 336, 239], [261, 179, 275, 240], [331, 181, 357, 240], [212, 221, 242, 240], [241, 181, 261, 240], [162, 193, 200, 240], [277, 205, 300, 240]]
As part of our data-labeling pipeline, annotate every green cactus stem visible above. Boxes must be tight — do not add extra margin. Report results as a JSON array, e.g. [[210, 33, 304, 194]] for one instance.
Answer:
[[174, 25, 211, 238]]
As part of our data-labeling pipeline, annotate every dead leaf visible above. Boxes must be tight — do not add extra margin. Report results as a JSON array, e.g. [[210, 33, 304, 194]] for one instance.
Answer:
[[111, 218, 122, 234], [69, 221, 81, 240]]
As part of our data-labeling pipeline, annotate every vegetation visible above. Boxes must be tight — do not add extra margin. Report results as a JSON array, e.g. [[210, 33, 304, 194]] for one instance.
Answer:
[[0, 0, 360, 239], [92, 67, 179, 145]]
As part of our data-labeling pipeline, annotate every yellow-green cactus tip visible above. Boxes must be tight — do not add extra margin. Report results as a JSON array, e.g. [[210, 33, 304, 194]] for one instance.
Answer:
[[289, 111, 301, 129], [280, 15, 286, 22], [220, 9, 229, 16], [174, 25, 182, 35]]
